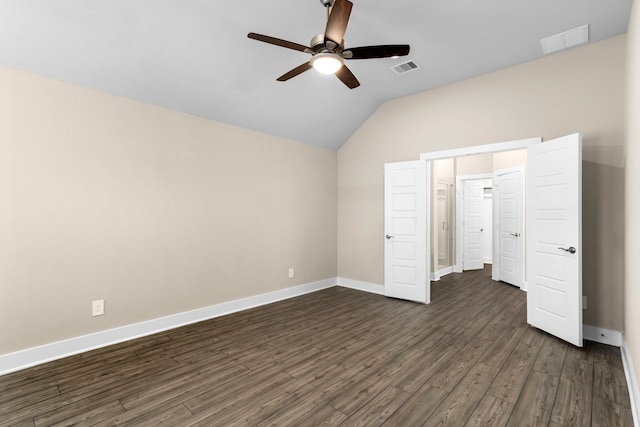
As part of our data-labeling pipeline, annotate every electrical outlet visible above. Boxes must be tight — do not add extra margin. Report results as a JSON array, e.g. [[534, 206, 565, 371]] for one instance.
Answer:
[[288, 268, 294, 278], [582, 296, 587, 310], [92, 299, 105, 316]]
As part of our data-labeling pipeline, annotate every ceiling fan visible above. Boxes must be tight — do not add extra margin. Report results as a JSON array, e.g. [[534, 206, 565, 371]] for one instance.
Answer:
[[247, 0, 410, 89]]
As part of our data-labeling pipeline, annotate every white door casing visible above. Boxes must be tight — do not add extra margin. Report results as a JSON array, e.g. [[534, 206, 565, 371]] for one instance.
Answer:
[[527, 133, 582, 347], [384, 161, 429, 303], [495, 167, 524, 288]]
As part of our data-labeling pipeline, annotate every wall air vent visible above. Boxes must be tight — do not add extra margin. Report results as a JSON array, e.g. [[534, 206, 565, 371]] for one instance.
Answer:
[[541, 24, 589, 55], [391, 60, 419, 75]]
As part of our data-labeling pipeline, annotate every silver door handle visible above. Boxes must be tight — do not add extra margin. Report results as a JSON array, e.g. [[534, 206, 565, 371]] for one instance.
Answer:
[[386, 235, 394, 239], [510, 233, 520, 237], [558, 246, 576, 254]]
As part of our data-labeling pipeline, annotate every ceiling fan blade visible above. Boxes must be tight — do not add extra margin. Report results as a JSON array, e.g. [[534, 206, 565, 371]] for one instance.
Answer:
[[277, 62, 313, 81], [335, 65, 360, 89], [248, 33, 309, 53], [324, 0, 353, 45], [343, 45, 410, 59]]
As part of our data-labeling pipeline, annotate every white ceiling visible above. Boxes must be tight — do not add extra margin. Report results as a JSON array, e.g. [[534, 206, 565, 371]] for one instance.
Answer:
[[0, 0, 633, 150]]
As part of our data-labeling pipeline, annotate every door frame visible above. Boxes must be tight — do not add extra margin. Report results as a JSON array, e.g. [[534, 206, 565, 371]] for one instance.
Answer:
[[493, 165, 526, 289], [421, 137, 541, 279], [454, 174, 493, 273]]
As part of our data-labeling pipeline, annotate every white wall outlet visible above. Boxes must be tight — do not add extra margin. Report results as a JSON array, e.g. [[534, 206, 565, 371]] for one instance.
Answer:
[[582, 296, 587, 310], [92, 299, 105, 316], [288, 268, 294, 278]]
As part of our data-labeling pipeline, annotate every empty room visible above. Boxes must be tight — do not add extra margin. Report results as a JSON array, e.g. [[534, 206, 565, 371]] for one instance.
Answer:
[[1, 0, 640, 425]]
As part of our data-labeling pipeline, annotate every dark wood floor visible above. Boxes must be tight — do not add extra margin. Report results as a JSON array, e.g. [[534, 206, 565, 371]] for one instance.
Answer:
[[0, 267, 633, 426]]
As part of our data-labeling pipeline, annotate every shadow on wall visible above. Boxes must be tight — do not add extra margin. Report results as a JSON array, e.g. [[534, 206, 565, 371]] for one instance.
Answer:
[[581, 140, 625, 331]]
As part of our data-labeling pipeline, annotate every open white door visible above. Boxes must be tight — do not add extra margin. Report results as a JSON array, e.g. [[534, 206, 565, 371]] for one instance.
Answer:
[[527, 133, 582, 347], [495, 167, 524, 288], [384, 160, 429, 303]]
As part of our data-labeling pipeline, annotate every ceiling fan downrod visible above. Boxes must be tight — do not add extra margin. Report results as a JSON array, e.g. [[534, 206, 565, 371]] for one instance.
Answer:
[[320, 0, 334, 20]]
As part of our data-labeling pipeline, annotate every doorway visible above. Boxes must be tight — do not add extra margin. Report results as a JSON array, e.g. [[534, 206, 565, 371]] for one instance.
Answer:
[[384, 134, 583, 346], [435, 181, 454, 273], [455, 174, 493, 273]]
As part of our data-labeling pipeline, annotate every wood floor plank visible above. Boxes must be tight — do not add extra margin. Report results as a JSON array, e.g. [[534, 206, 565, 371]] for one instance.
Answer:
[[340, 385, 411, 427], [562, 350, 594, 386], [464, 394, 514, 427], [31, 396, 125, 427], [381, 382, 448, 426], [100, 403, 195, 426], [593, 360, 632, 407], [394, 346, 456, 393], [0, 267, 632, 427], [424, 362, 500, 426], [297, 404, 349, 426], [35, 399, 125, 427], [182, 366, 293, 415], [487, 340, 542, 404], [591, 395, 634, 427], [119, 358, 248, 410], [328, 374, 396, 416], [533, 336, 569, 377], [428, 314, 511, 392], [549, 377, 592, 426], [506, 370, 559, 427]]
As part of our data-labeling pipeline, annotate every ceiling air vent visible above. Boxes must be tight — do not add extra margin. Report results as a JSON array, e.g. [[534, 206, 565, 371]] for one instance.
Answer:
[[391, 60, 419, 75], [541, 24, 589, 55]]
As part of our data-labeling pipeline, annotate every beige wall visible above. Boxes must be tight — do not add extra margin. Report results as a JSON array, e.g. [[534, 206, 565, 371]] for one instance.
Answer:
[[338, 35, 626, 331], [625, 0, 640, 400], [494, 149, 527, 172], [456, 153, 493, 176], [0, 66, 337, 355]]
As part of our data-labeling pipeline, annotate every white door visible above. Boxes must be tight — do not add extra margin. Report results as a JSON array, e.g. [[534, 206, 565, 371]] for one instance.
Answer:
[[384, 161, 429, 303], [496, 168, 524, 288], [481, 182, 493, 264], [463, 180, 484, 270], [527, 133, 582, 347]]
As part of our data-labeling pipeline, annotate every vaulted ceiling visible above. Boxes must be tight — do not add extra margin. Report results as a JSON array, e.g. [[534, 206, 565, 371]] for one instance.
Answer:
[[0, 0, 633, 150]]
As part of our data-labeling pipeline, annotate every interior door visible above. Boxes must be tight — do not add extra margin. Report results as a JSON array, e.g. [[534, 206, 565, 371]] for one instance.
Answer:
[[384, 160, 429, 303], [496, 168, 524, 288], [463, 180, 484, 270], [527, 133, 582, 347]]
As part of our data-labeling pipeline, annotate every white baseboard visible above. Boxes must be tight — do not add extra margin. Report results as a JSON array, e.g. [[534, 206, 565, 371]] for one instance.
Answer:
[[0, 278, 337, 376], [583, 324, 623, 347], [337, 277, 384, 295], [621, 341, 640, 427], [430, 266, 454, 281]]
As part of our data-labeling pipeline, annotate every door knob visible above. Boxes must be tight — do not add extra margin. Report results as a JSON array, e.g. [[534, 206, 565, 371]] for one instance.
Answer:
[[558, 246, 576, 254], [386, 235, 394, 239], [510, 233, 520, 237]]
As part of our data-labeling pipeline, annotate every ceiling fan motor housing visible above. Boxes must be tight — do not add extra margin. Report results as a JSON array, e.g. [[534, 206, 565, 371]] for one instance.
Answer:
[[311, 33, 344, 53]]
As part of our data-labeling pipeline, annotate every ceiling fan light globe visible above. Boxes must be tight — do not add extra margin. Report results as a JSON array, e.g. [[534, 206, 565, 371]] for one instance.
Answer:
[[311, 53, 344, 74]]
